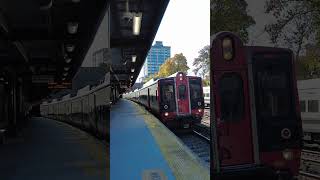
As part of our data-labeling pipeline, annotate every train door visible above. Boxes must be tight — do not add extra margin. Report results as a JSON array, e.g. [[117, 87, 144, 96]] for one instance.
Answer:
[[249, 49, 302, 173], [211, 32, 255, 172], [175, 72, 190, 115]]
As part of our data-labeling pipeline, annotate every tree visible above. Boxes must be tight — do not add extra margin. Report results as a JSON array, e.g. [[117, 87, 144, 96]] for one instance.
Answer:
[[296, 46, 320, 79], [211, 0, 256, 43], [264, 0, 320, 57], [157, 53, 189, 78], [193, 45, 210, 78]]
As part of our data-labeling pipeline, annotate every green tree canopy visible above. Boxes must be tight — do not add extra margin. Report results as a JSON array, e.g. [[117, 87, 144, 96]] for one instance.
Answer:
[[211, 0, 256, 43], [264, 0, 320, 56], [193, 45, 209, 78], [296, 47, 320, 79], [157, 53, 189, 78]]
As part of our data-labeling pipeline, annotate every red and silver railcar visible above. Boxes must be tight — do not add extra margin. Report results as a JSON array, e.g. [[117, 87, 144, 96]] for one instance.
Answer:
[[210, 32, 302, 179], [124, 72, 204, 128]]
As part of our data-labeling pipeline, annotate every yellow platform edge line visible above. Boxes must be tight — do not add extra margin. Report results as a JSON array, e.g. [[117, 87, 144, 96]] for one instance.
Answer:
[[130, 101, 210, 180]]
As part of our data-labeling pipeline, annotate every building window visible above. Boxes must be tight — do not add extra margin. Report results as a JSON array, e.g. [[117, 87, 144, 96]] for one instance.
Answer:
[[308, 100, 318, 112], [300, 100, 306, 112]]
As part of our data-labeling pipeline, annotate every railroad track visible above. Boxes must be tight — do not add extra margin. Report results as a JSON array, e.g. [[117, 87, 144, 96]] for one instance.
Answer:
[[300, 150, 320, 179], [175, 125, 210, 168]]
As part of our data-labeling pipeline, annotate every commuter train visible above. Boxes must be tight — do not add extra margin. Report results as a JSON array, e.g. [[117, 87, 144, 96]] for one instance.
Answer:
[[123, 72, 204, 128], [40, 73, 113, 139], [210, 32, 302, 179], [298, 78, 320, 145]]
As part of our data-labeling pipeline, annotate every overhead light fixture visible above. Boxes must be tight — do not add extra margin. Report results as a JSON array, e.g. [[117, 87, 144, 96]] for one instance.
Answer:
[[63, 72, 68, 76], [66, 44, 75, 52], [133, 12, 142, 35], [72, 0, 80, 3], [132, 55, 137, 62], [64, 67, 70, 71], [67, 22, 78, 34], [131, 68, 135, 72], [62, 78, 66, 81], [65, 58, 72, 63], [131, 75, 133, 79]]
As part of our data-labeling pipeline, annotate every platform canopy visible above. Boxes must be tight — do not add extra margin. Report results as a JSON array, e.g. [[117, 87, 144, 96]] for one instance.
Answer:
[[0, 0, 109, 100], [110, 0, 170, 93]]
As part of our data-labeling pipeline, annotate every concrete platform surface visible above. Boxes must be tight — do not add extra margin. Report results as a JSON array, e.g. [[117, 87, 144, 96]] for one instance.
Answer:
[[0, 117, 108, 180], [111, 99, 209, 180]]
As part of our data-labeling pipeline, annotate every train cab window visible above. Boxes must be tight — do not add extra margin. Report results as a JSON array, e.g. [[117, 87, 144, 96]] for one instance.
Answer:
[[257, 72, 290, 117], [254, 60, 293, 119], [218, 73, 244, 121], [189, 78, 203, 108], [300, 100, 306, 112], [190, 81, 202, 99], [308, 100, 318, 112], [178, 85, 186, 99], [161, 84, 174, 102]]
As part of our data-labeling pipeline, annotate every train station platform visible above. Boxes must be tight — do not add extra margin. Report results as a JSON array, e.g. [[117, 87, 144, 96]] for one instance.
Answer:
[[110, 99, 209, 180], [0, 117, 108, 180]]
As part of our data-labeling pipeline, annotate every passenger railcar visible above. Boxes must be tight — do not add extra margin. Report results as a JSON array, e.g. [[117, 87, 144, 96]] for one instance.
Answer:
[[210, 32, 302, 179], [298, 78, 320, 145], [123, 72, 204, 128], [40, 73, 110, 139]]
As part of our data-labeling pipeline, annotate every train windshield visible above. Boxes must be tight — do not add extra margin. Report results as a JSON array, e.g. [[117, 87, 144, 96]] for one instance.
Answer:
[[160, 80, 176, 112], [189, 78, 204, 109], [161, 83, 174, 102], [253, 55, 294, 120]]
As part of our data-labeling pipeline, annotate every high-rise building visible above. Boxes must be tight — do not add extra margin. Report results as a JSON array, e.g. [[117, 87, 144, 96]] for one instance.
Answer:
[[144, 41, 171, 77]]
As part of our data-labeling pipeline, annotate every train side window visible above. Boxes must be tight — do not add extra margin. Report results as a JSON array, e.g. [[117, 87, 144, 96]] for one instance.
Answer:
[[300, 100, 306, 112], [178, 85, 186, 99], [308, 100, 318, 112], [218, 73, 244, 121]]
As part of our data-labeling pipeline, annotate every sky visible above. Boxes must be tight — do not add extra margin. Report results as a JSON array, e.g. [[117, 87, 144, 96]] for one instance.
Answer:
[[137, 0, 210, 82], [246, 0, 274, 47]]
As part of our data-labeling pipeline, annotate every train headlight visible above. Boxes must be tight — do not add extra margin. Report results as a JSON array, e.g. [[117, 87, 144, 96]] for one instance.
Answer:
[[198, 109, 202, 113], [282, 150, 293, 160], [164, 112, 169, 117], [222, 37, 233, 61], [281, 128, 291, 139], [164, 105, 168, 109]]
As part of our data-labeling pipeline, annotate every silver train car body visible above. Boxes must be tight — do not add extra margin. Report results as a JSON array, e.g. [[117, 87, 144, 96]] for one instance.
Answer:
[[298, 78, 320, 142], [40, 73, 111, 139]]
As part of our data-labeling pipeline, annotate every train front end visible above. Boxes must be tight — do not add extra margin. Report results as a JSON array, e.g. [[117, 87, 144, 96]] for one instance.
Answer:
[[210, 32, 302, 179], [159, 72, 204, 129]]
